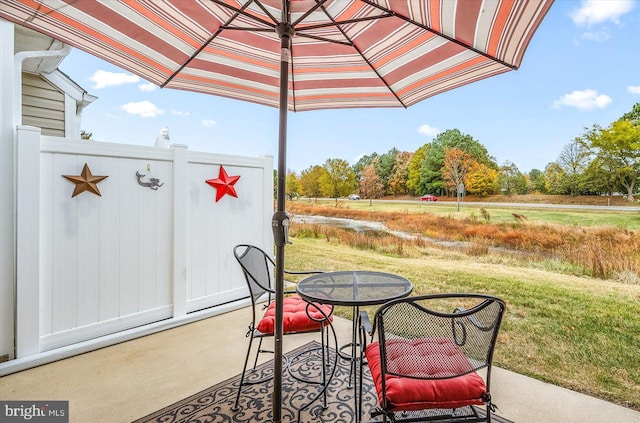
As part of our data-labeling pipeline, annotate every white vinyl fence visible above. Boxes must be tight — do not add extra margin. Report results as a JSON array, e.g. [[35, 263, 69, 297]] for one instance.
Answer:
[[12, 125, 273, 367]]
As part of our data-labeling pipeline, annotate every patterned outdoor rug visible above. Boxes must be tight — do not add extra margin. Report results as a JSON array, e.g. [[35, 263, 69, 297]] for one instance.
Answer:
[[133, 341, 514, 423]]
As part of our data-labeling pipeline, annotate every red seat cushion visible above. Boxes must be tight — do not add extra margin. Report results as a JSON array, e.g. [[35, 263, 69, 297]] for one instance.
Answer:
[[365, 338, 487, 411], [256, 295, 332, 335]]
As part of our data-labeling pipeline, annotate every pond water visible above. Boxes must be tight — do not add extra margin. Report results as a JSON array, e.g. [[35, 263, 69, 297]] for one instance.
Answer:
[[291, 214, 462, 248], [293, 215, 391, 234], [291, 214, 520, 255]]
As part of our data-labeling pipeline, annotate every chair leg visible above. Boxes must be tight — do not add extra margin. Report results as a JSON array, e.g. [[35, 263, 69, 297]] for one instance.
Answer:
[[358, 361, 364, 423], [252, 337, 265, 369], [233, 334, 255, 411], [357, 312, 366, 423], [320, 325, 327, 408]]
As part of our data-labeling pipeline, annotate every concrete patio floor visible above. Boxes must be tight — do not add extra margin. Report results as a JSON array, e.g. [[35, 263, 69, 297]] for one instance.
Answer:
[[1, 305, 638, 422]]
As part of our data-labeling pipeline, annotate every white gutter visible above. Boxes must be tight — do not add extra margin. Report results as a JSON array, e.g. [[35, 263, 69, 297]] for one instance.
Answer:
[[13, 43, 72, 127]]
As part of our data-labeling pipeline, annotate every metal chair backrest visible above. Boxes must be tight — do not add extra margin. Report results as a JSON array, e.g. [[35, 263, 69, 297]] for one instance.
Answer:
[[374, 293, 505, 382], [233, 244, 275, 305]]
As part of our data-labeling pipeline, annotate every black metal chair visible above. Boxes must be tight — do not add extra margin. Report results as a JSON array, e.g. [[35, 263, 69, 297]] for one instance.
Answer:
[[358, 293, 506, 423], [232, 244, 334, 411]]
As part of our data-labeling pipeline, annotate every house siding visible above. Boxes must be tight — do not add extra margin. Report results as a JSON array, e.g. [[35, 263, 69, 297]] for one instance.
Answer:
[[22, 73, 65, 137]]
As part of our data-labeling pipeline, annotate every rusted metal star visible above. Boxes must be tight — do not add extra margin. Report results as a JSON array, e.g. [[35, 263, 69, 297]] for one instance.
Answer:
[[62, 163, 109, 197], [206, 165, 240, 202]]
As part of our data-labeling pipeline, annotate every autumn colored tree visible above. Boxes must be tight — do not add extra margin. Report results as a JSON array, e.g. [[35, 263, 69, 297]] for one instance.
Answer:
[[359, 161, 385, 205], [420, 129, 496, 195], [353, 153, 378, 180], [285, 171, 300, 199], [388, 151, 412, 195], [406, 145, 427, 195], [464, 162, 498, 196], [543, 162, 567, 194], [299, 165, 327, 201], [442, 147, 472, 194], [320, 158, 356, 204]]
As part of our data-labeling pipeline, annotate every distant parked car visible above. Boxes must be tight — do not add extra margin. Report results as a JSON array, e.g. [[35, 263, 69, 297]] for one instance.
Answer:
[[348, 194, 361, 200], [420, 194, 438, 202]]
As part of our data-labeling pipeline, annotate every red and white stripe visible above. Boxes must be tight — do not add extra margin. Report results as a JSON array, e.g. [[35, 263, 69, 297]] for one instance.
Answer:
[[0, 0, 553, 111]]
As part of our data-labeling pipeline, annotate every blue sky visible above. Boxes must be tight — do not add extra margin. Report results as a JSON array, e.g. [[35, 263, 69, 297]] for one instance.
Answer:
[[60, 0, 640, 174]]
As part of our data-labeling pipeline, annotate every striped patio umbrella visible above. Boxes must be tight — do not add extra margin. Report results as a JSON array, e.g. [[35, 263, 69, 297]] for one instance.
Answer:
[[0, 1, 553, 421]]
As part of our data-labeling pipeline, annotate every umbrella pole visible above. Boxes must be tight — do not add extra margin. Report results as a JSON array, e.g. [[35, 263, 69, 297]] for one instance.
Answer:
[[272, 19, 294, 423]]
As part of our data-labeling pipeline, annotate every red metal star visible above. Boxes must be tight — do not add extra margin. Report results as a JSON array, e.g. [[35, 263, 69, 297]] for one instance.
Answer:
[[206, 165, 240, 202]]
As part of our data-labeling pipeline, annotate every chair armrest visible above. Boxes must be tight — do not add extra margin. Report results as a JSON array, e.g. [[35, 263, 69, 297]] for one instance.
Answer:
[[284, 269, 325, 276], [359, 311, 373, 336], [358, 310, 374, 387], [358, 311, 374, 355]]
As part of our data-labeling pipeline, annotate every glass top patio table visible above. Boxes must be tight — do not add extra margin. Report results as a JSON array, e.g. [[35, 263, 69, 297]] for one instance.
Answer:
[[296, 270, 413, 307], [296, 270, 413, 398]]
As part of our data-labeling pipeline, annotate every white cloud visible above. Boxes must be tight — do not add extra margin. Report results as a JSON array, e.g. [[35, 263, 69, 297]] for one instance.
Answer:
[[139, 82, 156, 91], [552, 89, 612, 110], [628, 85, 640, 95], [202, 119, 217, 127], [88, 70, 139, 89], [417, 124, 439, 138], [580, 28, 611, 42], [121, 101, 165, 118], [172, 109, 190, 117], [571, 0, 634, 26]]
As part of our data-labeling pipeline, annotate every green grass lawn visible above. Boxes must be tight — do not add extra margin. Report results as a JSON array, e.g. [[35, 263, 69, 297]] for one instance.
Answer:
[[285, 237, 640, 411]]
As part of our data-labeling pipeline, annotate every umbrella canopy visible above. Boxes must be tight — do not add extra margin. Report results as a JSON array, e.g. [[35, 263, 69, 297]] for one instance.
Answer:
[[2, 0, 552, 111], [1, 1, 553, 421]]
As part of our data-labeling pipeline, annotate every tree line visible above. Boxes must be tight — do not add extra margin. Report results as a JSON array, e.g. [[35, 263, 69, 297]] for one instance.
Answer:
[[283, 102, 640, 202]]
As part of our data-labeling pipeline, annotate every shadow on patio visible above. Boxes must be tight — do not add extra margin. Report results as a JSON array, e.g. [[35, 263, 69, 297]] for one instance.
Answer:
[[1, 305, 638, 423]]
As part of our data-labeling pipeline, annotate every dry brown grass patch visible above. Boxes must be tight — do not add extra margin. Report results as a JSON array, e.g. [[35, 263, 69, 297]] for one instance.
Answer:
[[288, 202, 640, 280]]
